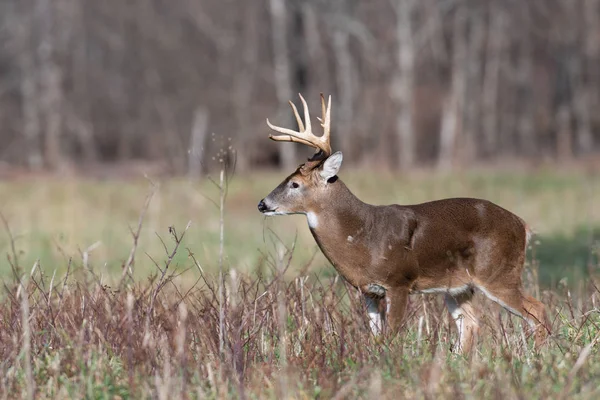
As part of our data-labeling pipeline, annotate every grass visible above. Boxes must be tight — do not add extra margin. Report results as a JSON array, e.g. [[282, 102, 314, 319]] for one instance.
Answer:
[[0, 239, 598, 398], [0, 168, 598, 284], [0, 167, 599, 398]]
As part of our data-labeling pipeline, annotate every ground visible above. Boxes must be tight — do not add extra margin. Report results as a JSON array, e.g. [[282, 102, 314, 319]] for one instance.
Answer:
[[0, 167, 598, 398]]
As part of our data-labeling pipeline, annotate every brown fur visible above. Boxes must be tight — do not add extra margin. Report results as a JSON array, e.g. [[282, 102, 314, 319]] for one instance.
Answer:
[[259, 158, 550, 353]]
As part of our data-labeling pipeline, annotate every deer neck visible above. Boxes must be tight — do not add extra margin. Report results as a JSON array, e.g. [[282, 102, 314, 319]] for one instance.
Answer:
[[309, 179, 372, 230], [307, 180, 374, 268]]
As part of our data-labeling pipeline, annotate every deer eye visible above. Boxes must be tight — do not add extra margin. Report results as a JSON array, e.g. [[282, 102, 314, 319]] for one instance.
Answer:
[[290, 182, 300, 189]]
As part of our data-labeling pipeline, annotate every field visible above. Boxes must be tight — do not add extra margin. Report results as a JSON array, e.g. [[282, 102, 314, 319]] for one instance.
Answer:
[[0, 167, 599, 398]]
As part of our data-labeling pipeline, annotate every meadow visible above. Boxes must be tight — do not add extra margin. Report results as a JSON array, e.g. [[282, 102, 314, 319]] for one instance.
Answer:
[[0, 166, 599, 398]]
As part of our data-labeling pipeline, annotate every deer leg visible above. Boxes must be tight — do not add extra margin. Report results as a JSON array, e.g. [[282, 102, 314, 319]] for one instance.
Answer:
[[444, 288, 479, 354], [364, 294, 384, 335], [385, 287, 409, 335], [477, 285, 550, 348], [522, 294, 551, 347]]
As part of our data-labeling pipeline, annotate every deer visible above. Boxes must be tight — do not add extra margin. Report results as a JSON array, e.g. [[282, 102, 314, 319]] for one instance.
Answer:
[[257, 94, 550, 353]]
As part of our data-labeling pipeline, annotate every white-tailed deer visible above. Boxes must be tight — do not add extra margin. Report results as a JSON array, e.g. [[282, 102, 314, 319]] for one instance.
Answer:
[[258, 94, 550, 353]]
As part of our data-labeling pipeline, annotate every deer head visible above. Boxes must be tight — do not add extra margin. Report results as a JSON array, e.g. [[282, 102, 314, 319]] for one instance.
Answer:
[[258, 94, 343, 220]]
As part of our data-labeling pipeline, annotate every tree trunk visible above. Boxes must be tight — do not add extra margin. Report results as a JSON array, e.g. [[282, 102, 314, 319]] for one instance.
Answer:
[[188, 106, 209, 179], [515, 29, 535, 157], [132, 0, 159, 162], [462, 6, 485, 164], [332, 28, 355, 157], [16, 4, 42, 169], [269, 0, 296, 169], [69, 0, 97, 164], [438, 8, 467, 170], [37, 0, 64, 170], [567, 41, 593, 153], [302, 3, 327, 96], [392, 0, 417, 169], [561, 0, 593, 154], [66, 106, 97, 163], [556, 104, 573, 161], [583, 0, 600, 146], [232, 0, 258, 170], [481, 3, 505, 157]]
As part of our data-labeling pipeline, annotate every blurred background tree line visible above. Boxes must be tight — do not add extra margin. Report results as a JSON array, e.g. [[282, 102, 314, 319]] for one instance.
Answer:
[[0, 0, 599, 175]]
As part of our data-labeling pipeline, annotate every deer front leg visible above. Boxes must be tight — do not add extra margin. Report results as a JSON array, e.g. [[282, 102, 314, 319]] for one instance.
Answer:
[[385, 287, 409, 335], [362, 284, 386, 336], [364, 294, 384, 335]]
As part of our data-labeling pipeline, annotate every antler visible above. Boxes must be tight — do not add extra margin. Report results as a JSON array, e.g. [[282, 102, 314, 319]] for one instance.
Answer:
[[267, 93, 332, 158]]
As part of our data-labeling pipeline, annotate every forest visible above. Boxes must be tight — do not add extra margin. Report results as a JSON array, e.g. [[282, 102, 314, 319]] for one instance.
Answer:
[[0, 0, 598, 175]]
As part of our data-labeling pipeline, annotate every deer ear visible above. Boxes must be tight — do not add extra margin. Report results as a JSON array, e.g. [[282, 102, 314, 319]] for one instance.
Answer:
[[320, 151, 343, 181]]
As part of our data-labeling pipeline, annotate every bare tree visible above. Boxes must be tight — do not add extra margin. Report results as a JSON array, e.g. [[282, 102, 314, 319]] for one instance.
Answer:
[[188, 106, 209, 179], [481, 1, 506, 157], [583, 0, 600, 139], [462, 4, 485, 164], [571, 0, 597, 153], [269, 0, 296, 169], [327, 0, 358, 157], [514, 14, 536, 156], [37, 0, 64, 169], [438, 7, 467, 169], [392, 0, 417, 169], [13, 0, 43, 168], [302, 3, 328, 97], [556, 104, 573, 161], [61, 0, 97, 164], [551, 0, 593, 157], [232, 0, 259, 170]]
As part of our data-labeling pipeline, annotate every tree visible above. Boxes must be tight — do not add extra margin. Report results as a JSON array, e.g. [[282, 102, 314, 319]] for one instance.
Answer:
[[269, 0, 297, 169], [392, 0, 417, 169]]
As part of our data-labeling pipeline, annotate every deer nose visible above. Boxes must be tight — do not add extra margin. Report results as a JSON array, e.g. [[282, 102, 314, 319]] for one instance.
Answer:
[[257, 199, 268, 213]]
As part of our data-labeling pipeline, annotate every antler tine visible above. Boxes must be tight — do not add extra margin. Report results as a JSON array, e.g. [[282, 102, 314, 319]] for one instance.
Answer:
[[267, 94, 313, 147], [316, 94, 331, 152], [266, 118, 316, 148], [267, 93, 332, 157], [319, 93, 326, 124], [322, 94, 331, 145], [298, 93, 311, 134], [288, 100, 304, 132]]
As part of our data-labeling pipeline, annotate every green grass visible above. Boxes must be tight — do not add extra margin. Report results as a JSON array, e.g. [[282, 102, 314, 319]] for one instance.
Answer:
[[0, 168, 599, 398], [0, 169, 597, 286]]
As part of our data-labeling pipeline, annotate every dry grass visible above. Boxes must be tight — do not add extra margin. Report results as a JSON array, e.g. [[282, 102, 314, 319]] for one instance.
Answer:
[[0, 235, 598, 399]]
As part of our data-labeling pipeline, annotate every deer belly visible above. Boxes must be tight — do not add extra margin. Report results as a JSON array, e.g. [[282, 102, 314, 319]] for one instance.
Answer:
[[409, 269, 475, 295], [409, 284, 474, 296]]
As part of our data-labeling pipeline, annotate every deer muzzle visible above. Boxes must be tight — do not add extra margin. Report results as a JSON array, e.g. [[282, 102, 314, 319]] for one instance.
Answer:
[[257, 199, 268, 213]]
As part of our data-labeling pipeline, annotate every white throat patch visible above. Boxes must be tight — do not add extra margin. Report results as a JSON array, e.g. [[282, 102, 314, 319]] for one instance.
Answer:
[[306, 212, 319, 229]]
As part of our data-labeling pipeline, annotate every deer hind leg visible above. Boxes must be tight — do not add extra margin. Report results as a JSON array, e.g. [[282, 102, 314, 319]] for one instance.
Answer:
[[522, 294, 551, 347], [477, 285, 550, 348], [444, 287, 479, 354]]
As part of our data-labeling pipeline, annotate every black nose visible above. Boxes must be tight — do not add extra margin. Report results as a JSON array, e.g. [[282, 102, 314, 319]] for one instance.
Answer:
[[258, 199, 267, 212]]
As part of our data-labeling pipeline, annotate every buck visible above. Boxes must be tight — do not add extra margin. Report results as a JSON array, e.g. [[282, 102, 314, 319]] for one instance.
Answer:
[[258, 94, 550, 353]]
